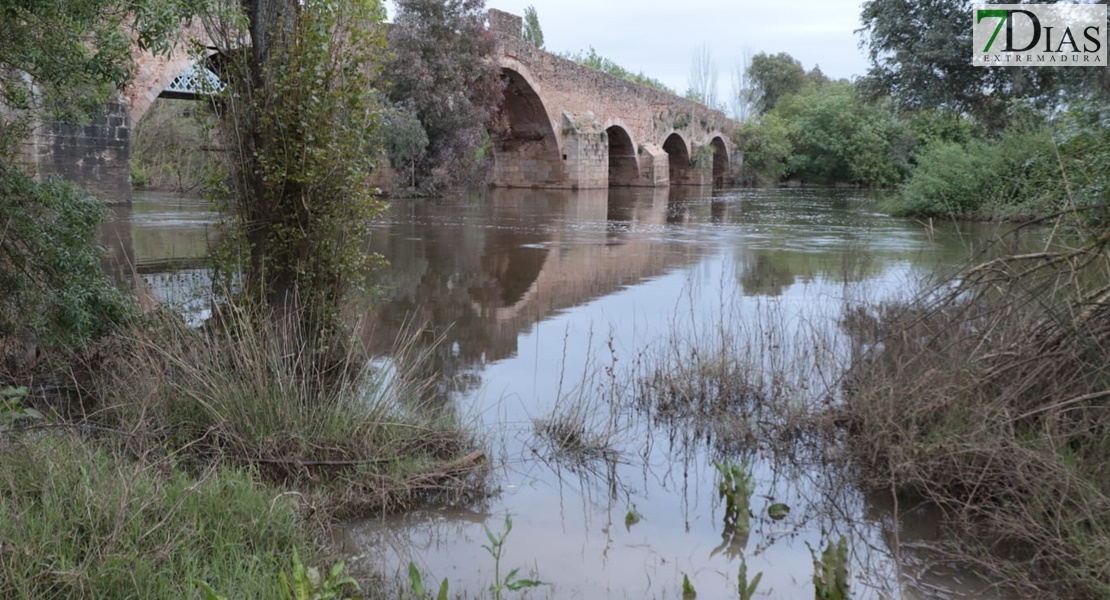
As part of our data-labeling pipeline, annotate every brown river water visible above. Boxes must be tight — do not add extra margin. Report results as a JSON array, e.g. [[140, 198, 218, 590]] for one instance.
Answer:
[[102, 186, 1025, 599]]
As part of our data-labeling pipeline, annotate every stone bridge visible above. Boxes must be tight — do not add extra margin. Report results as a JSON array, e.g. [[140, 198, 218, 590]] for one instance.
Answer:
[[23, 10, 737, 201], [486, 10, 736, 189]]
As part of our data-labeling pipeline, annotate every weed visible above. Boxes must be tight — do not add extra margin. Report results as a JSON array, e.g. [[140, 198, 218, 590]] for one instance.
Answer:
[[0, 431, 311, 599], [839, 223, 1110, 597], [809, 535, 849, 600], [482, 515, 545, 599], [681, 573, 697, 598], [713, 458, 755, 535], [0, 385, 42, 425], [624, 506, 642, 529], [406, 562, 449, 600], [738, 558, 763, 600], [92, 309, 488, 517], [194, 549, 360, 600]]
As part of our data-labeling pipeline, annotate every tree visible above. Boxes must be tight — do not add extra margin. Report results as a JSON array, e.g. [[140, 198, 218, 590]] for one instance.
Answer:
[[384, 0, 503, 194], [686, 43, 718, 108], [1, 0, 205, 352], [204, 0, 389, 333], [747, 52, 807, 114], [773, 81, 909, 186], [522, 4, 543, 49], [0, 0, 206, 134], [856, 0, 1103, 127], [728, 48, 762, 122]]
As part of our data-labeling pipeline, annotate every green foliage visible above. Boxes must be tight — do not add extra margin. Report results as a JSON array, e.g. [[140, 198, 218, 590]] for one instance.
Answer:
[[733, 113, 793, 185], [0, 165, 135, 351], [809, 536, 850, 600], [209, 0, 388, 333], [712, 458, 755, 535], [0, 0, 207, 129], [385, 0, 503, 193], [747, 52, 807, 114], [0, 431, 312, 599], [131, 99, 214, 193], [772, 82, 909, 186], [564, 47, 675, 94], [482, 515, 545, 599], [280, 549, 360, 600], [380, 99, 430, 190], [1052, 100, 1110, 226], [857, 0, 1103, 127], [407, 562, 450, 600], [624, 507, 642, 529], [0, 386, 42, 425], [738, 559, 763, 600], [522, 5, 544, 49], [681, 573, 697, 598], [767, 502, 790, 520], [892, 125, 1057, 218]]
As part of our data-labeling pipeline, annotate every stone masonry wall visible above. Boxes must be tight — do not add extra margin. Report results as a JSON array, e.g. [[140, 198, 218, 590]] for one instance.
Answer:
[[34, 97, 132, 203]]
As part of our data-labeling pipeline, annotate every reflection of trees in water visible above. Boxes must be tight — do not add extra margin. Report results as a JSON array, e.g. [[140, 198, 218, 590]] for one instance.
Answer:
[[736, 253, 800, 297]]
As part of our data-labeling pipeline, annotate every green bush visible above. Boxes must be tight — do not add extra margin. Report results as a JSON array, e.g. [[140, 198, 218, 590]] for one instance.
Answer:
[[774, 82, 909, 186], [890, 126, 1058, 218], [0, 165, 134, 351], [733, 113, 793, 185]]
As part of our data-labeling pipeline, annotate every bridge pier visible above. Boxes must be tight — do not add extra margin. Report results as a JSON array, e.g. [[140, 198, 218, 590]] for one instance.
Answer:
[[21, 96, 133, 203]]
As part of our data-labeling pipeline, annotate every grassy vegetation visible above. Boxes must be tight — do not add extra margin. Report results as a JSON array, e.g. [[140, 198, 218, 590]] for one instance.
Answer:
[[0, 431, 314, 599], [0, 305, 487, 599], [888, 102, 1109, 221], [838, 228, 1110, 597], [90, 308, 488, 518]]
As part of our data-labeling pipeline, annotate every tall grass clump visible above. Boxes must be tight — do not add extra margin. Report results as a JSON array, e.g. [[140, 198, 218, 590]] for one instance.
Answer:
[[0, 431, 312, 599], [839, 224, 1110, 597], [92, 308, 487, 518]]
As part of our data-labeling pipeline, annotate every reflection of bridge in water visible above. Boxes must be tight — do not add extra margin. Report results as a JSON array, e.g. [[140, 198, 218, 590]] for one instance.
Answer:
[[357, 187, 711, 388], [98, 188, 713, 380]]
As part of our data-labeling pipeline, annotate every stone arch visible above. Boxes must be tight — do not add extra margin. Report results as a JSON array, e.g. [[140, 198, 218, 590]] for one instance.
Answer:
[[710, 135, 729, 186], [662, 132, 695, 185], [491, 67, 564, 188], [605, 124, 638, 186]]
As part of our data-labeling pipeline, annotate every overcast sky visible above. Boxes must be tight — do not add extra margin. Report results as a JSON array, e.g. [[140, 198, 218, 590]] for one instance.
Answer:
[[385, 0, 871, 94]]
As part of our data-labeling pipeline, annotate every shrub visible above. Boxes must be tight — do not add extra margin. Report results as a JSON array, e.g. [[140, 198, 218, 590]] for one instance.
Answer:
[[891, 126, 1059, 218], [0, 165, 134, 354]]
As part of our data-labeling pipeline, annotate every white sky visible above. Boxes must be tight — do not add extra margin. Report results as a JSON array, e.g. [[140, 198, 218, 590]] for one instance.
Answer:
[[384, 0, 871, 94]]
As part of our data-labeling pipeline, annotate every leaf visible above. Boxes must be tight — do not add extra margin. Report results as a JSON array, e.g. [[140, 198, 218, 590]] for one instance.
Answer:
[[408, 562, 425, 596], [191, 579, 229, 600], [505, 578, 545, 591], [0, 387, 28, 398], [682, 573, 697, 599], [436, 578, 449, 600], [767, 502, 791, 520]]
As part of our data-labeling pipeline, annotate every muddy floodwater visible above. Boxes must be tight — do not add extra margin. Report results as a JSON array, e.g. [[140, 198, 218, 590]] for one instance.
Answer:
[[103, 187, 1023, 599]]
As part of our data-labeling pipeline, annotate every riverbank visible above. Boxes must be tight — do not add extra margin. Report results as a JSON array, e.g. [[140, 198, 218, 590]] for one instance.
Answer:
[[0, 307, 487, 598]]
